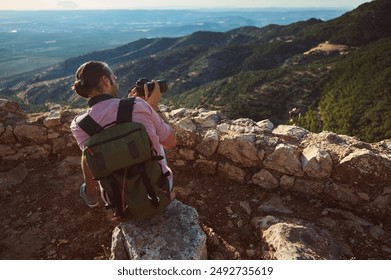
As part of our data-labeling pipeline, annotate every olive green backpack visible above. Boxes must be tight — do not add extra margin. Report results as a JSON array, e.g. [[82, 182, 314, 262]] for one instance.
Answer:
[[77, 98, 171, 220]]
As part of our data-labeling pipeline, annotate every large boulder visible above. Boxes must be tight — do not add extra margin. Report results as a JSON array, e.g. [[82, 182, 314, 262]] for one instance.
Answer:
[[193, 110, 221, 129], [218, 134, 262, 167], [196, 130, 219, 157], [332, 149, 391, 187], [273, 125, 309, 140], [264, 143, 304, 176], [218, 161, 246, 182], [13, 124, 47, 144], [252, 169, 279, 189], [257, 217, 350, 260], [110, 200, 207, 260], [301, 145, 333, 179]]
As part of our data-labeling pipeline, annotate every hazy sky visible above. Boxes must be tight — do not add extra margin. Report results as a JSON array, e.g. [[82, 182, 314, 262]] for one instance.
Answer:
[[0, 0, 371, 10]]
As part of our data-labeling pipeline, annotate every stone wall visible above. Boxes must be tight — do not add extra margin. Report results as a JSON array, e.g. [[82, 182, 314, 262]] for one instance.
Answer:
[[1, 98, 391, 214], [1, 99, 82, 190], [0, 99, 80, 166], [165, 107, 391, 214]]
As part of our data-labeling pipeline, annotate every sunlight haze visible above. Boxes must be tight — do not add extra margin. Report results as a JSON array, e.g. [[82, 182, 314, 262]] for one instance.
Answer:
[[0, 0, 371, 10]]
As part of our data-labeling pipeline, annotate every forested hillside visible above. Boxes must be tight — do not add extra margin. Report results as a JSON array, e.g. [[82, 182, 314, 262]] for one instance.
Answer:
[[315, 38, 391, 142]]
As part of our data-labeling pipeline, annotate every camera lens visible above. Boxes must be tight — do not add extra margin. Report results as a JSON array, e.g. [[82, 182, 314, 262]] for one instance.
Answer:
[[147, 80, 167, 93], [136, 78, 167, 96]]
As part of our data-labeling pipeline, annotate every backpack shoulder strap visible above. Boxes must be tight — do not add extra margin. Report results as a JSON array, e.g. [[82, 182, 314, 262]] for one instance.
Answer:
[[117, 97, 135, 123], [77, 113, 103, 137], [77, 97, 136, 136]]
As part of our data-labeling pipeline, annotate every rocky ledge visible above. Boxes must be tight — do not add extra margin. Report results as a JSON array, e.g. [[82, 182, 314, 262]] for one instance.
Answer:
[[1, 98, 391, 259]]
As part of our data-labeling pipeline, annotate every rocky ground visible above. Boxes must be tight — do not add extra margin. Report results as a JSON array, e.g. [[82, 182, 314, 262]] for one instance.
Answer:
[[1, 157, 391, 260]]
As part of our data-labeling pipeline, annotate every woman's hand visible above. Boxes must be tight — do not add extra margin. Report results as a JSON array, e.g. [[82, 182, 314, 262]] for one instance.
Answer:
[[144, 80, 161, 111], [128, 80, 161, 111], [127, 86, 137, 98]]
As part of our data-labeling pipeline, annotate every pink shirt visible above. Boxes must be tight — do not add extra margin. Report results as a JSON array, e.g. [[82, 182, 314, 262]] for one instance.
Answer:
[[70, 96, 173, 180]]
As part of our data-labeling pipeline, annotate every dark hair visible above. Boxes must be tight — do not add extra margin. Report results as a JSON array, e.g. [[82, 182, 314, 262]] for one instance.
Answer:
[[73, 61, 112, 98]]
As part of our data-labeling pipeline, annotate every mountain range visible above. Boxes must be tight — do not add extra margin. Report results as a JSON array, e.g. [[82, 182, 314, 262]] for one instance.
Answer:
[[1, 0, 390, 142], [0, 9, 346, 78]]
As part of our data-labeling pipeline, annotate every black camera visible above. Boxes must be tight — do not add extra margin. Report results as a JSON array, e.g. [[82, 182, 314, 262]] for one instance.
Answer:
[[135, 78, 167, 97]]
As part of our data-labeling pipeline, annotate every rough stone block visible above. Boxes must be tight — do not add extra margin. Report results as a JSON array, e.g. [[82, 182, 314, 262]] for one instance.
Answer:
[[110, 200, 207, 260]]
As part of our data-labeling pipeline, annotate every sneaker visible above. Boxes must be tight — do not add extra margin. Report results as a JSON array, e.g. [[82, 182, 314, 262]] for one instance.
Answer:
[[79, 183, 99, 208]]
